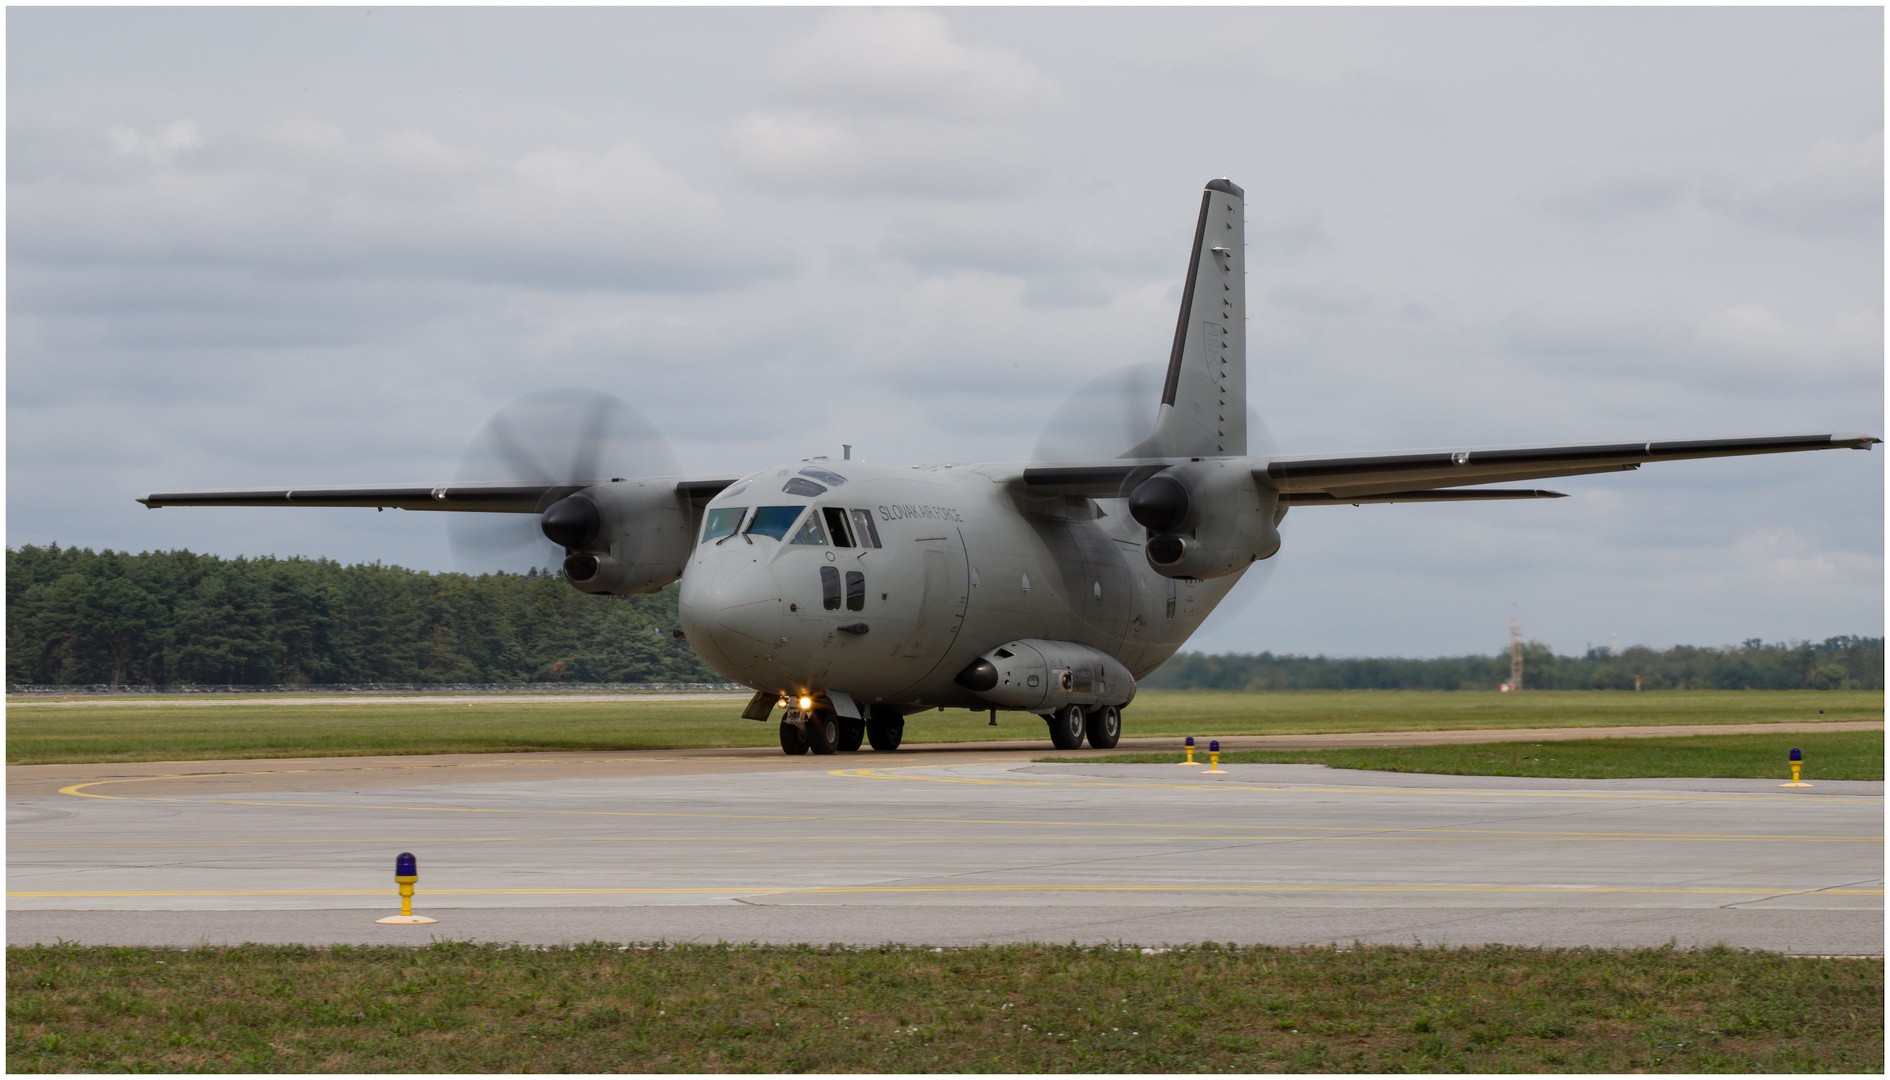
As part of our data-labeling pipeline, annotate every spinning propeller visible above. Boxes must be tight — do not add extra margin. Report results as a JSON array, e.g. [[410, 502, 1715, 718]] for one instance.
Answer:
[[1030, 362, 1281, 629], [447, 388, 678, 574]]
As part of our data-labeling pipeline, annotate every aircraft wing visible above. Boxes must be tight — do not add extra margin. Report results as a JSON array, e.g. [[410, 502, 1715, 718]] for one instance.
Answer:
[[1018, 431, 1877, 502], [139, 475, 743, 512], [1262, 431, 1878, 500]]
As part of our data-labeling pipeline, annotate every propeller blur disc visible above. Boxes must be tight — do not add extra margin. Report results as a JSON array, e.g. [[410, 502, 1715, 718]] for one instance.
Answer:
[[1030, 362, 1281, 634], [448, 388, 679, 575]]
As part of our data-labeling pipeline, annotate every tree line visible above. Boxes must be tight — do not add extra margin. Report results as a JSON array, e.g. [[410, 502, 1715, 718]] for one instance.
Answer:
[[1142, 637, 1884, 692], [6, 545, 718, 689], [8, 544, 1882, 692]]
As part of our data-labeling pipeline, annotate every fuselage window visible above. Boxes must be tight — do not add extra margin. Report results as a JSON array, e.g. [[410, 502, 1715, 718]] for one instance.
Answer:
[[782, 477, 826, 497], [822, 507, 854, 547], [789, 513, 827, 545], [820, 565, 842, 610], [849, 509, 882, 548], [702, 506, 747, 544], [746, 506, 803, 541], [844, 570, 864, 611], [800, 466, 848, 486]]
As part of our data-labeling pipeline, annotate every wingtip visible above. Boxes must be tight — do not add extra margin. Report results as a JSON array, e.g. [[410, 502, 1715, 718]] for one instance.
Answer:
[[1205, 177, 1244, 199]]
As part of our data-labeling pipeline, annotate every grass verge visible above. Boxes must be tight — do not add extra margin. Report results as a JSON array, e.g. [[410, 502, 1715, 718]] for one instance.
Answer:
[[7, 941, 1881, 1073], [1072, 730, 1885, 781], [5, 689, 1879, 765]]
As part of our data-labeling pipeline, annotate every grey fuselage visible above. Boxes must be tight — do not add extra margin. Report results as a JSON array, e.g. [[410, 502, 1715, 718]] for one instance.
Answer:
[[677, 460, 1240, 711]]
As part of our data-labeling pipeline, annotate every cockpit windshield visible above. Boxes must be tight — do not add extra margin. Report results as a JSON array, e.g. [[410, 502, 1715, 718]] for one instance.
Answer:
[[701, 506, 746, 544], [745, 505, 803, 541]]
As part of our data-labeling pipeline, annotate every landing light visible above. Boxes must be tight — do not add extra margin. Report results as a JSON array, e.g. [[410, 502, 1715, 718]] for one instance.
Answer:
[[798, 695, 813, 710]]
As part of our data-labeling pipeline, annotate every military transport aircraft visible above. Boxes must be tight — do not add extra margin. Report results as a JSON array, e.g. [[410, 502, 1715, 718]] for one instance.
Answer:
[[142, 179, 1879, 756]]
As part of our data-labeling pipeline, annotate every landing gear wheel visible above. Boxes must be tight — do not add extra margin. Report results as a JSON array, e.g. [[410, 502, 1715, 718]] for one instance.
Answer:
[[1084, 704, 1121, 750], [1048, 704, 1086, 751], [806, 710, 840, 755], [866, 714, 904, 752], [837, 718, 866, 752], [779, 719, 808, 756]]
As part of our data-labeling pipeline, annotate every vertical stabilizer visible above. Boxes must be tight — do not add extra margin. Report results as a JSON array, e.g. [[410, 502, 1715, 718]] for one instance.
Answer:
[[1126, 179, 1246, 459]]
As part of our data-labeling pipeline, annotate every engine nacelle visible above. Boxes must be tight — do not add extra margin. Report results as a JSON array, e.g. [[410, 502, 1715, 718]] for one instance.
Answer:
[[954, 638, 1137, 713], [1128, 459, 1280, 580], [547, 479, 694, 595]]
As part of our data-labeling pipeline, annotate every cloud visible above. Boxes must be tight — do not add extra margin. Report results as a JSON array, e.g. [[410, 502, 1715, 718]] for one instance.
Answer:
[[1732, 130, 1884, 233], [729, 10, 1055, 198], [18, 121, 792, 292], [106, 119, 203, 165], [1548, 130, 1883, 235], [766, 9, 1051, 122]]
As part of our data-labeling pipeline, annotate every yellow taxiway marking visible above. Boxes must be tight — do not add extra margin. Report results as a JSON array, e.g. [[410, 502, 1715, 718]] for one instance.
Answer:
[[46, 776, 1879, 841], [10, 829, 1880, 846], [9, 884, 1882, 900], [829, 764, 1884, 803]]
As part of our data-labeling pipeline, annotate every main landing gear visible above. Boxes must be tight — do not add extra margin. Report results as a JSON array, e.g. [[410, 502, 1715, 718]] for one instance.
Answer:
[[780, 708, 903, 755], [1045, 703, 1122, 750]]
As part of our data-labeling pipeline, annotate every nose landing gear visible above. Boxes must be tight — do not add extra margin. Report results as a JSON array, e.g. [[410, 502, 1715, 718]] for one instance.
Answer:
[[780, 709, 842, 755]]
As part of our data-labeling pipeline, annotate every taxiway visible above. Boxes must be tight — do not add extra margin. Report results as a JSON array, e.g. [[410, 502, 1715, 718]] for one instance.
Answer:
[[9, 737, 1881, 954]]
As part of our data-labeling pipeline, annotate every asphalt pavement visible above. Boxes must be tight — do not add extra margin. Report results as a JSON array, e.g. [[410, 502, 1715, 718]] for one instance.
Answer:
[[8, 742, 1881, 954]]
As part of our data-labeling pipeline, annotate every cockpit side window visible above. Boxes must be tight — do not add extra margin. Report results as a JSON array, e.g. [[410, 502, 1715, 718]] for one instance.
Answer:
[[822, 507, 854, 547], [789, 513, 827, 545], [782, 477, 826, 497], [800, 466, 847, 486], [701, 506, 746, 544], [745, 506, 803, 540], [848, 509, 882, 548]]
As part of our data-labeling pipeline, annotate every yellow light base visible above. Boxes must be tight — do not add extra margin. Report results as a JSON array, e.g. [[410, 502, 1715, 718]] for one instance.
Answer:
[[1201, 768, 1224, 774], [1778, 781, 1815, 788], [375, 915, 439, 924]]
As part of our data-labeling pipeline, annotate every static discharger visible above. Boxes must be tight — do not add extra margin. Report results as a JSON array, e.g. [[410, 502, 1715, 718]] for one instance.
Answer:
[[1780, 746, 1813, 788], [1202, 739, 1223, 774], [375, 851, 438, 925], [1178, 736, 1196, 766]]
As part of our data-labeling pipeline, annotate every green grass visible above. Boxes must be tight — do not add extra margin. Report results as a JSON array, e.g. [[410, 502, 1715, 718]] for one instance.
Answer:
[[1076, 730, 1885, 781], [6, 941, 1880, 1073], [5, 689, 1879, 765]]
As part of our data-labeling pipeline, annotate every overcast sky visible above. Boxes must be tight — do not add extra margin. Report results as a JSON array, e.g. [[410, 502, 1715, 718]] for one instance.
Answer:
[[8, 7, 1883, 658]]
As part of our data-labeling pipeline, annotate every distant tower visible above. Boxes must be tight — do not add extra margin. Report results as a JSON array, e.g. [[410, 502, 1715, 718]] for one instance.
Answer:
[[1499, 616, 1524, 692]]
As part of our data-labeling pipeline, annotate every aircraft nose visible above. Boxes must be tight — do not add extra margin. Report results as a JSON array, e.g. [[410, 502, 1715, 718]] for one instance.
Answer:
[[695, 554, 785, 652]]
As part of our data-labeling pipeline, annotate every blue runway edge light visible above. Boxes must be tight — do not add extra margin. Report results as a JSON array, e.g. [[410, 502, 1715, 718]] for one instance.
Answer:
[[1790, 747, 1803, 762], [396, 852, 417, 878], [1209, 740, 1219, 753], [1185, 736, 1194, 747]]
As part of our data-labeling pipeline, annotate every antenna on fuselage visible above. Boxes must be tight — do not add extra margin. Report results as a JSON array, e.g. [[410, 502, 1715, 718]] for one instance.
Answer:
[[843, 444, 852, 460]]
